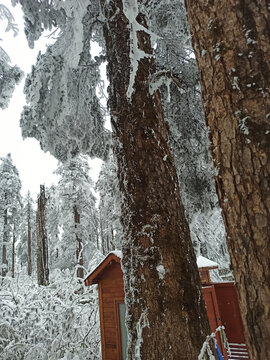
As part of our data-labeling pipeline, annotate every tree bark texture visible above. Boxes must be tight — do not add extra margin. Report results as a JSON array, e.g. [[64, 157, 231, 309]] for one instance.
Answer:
[[74, 205, 83, 279], [36, 185, 49, 285], [1, 209, 8, 277], [100, 1, 213, 359], [184, 1, 270, 358], [27, 201, 32, 276]]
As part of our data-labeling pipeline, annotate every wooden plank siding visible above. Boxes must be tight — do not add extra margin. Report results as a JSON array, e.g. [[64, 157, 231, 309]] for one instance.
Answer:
[[86, 254, 248, 360], [99, 261, 125, 360]]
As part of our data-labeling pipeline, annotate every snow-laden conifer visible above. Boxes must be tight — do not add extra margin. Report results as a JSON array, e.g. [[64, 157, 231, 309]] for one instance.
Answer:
[[0, 4, 23, 109], [0, 154, 22, 277], [54, 155, 99, 278], [17, 191, 36, 276], [96, 152, 123, 253], [19, 0, 110, 162]]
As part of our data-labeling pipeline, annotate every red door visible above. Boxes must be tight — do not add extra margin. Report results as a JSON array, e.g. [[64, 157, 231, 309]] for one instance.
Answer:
[[213, 283, 245, 344], [202, 286, 228, 359]]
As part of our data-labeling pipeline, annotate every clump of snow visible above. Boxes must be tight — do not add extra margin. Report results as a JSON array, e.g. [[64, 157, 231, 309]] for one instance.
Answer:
[[156, 264, 166, 280], [239, 116, 250, 135], [149, 72, 174, 101], [243, 28, 257, 45], [201, 49, 207, 56], [110, 250, 123, 259], [122, 0, 157, 100], [232, 76, 240, 90], [134, 310, 149, 359], [196, 255, 218, 269]]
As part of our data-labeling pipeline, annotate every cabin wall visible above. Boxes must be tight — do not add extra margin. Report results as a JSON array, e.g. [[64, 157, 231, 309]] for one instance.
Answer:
[[99, 261, 125, 360], [199, 268, 211, 284]]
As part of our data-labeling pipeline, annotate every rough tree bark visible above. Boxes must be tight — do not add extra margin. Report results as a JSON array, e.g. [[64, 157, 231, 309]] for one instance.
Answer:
[[27, 200, 32, 276], [100, 1, 214, 358], [74, 205, 83, 279], [36, 185, 49, 285], [184, 1, 270, 359], [1, 209, 8, 277]]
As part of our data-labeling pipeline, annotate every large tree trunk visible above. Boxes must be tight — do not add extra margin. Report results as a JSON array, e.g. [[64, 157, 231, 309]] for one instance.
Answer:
[[101, 1, 213, 358], [36, 185, 49, 285], [74, 205, 83, 279], [11, 226, 16, 278], [1, 209, 8, 277], [27, 201, 32, 276], [184, 1, 270, 359]]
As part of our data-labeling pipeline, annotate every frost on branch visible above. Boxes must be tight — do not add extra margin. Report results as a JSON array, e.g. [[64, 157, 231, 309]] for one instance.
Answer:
[[0, 272, 101, 359], [20, 3, 110, 162], [0, 4, 19, 35], [11, 0, 66, 49], [0, 5, 23, 109], [0, 54, 23, 109]]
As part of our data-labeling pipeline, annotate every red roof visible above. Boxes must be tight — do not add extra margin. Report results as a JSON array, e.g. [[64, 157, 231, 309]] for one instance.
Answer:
[[84, 252, 121, 286]]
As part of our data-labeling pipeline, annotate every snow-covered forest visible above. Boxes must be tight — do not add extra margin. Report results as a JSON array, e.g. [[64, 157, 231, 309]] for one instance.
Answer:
[[0, 0, 269, 359]]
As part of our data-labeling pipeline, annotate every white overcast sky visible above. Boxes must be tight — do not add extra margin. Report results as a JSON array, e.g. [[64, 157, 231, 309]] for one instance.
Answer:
[[0, 1, 102, 198]]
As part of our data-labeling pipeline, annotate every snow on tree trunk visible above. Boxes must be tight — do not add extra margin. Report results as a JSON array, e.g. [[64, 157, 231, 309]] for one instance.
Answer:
[[1, 209, 8, 277], [11, 226, 15, 278], [36, 185, 49, 285], [184, 1, 270, 359], [74, 205, 83, 279], [27, 199, 32, 276], [101, 0, 213, 358]]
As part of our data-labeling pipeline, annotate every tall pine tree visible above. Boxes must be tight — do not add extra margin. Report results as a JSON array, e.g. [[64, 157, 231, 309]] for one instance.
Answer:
[[15, 1, 216, 357], [55, 155, 98, 278], [0, 154, 22, 277]]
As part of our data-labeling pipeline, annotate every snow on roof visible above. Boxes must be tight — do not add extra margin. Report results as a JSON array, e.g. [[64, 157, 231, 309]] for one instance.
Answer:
[[84, 250, 122, 283], [109, 250, 122, 259], [85, 251, 218, 283], [196, 255, 218, 269]]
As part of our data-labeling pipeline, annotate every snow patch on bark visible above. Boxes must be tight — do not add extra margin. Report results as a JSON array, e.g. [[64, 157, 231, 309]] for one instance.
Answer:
[[149, 73, 173, 102], [239, 116, 250, 135], [134, 310, 149, 359], [156, 264, 165, 280], [122, 0, 155, 100]]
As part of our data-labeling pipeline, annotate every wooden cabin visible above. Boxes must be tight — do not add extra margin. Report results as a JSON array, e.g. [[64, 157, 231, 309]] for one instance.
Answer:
[[85, 252, 248, 360], [85, 251, 126, 360], [196, 255, 219, 284]]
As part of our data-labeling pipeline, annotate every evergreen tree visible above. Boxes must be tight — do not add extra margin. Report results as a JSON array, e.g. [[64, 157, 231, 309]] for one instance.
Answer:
[[16, 0, 110, 162], [36, 185, 49, 285], [17, 191, 36, 275], [0, 4, 23, 109], [55, 155, 98, 278], [96, 152, 122, 253], [0, 154, 22, 277], [45, 184, 60, 271]]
